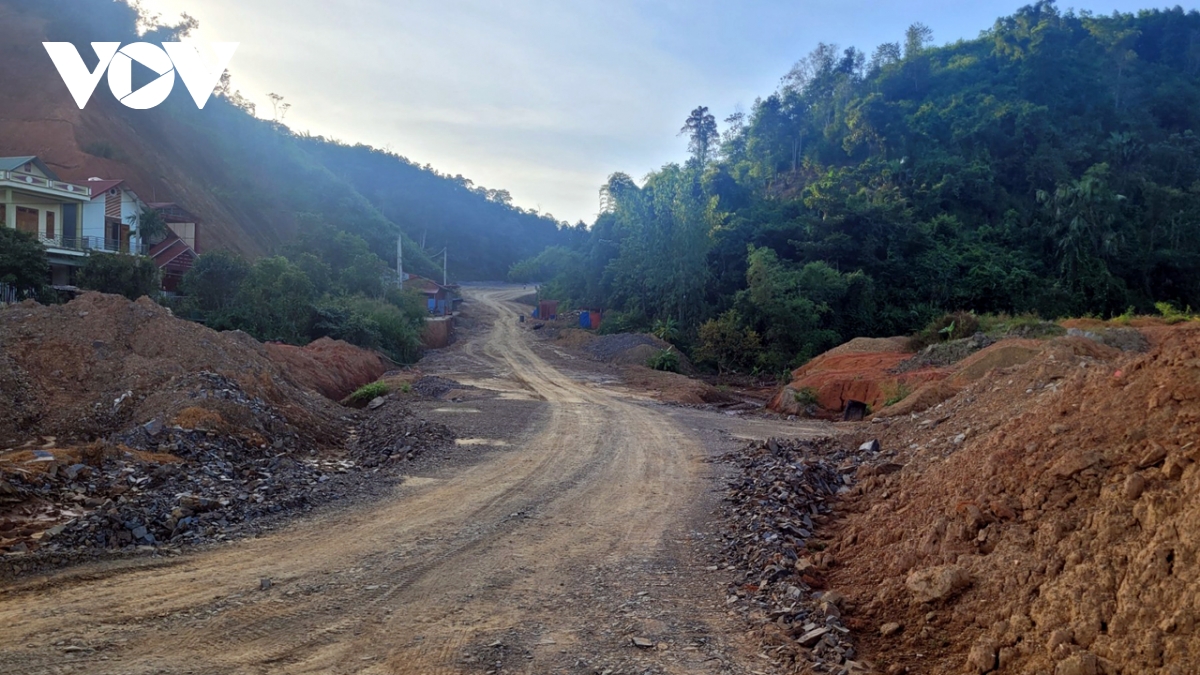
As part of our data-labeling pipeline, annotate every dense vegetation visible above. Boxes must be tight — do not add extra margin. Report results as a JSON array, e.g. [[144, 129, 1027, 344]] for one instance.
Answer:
[[77, 253, 161, 301], [26, 0, 572, 281], [176, 230, 429, 363], [517, 2, 1200, 374], [0, 228, 48, 295]]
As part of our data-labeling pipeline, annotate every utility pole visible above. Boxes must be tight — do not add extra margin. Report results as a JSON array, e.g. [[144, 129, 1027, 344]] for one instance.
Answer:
[[396, 234, 403, 287], [443, 247, 447, 287]]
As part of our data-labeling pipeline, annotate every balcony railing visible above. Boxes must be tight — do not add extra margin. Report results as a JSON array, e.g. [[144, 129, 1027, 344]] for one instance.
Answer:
[[0, 171, 90, 197], [43, 236, 148, 256]]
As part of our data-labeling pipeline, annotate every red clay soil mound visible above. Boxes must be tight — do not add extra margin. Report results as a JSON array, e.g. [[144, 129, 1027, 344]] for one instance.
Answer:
[[264, 338, 387, 400], [823, 336, 912, 357], [770, 349, 947, 415], [819, 327, 1200, 674], [877, 340, 1046, 418], [0, 293, 342, 446], [771, 338, 1052, 417]]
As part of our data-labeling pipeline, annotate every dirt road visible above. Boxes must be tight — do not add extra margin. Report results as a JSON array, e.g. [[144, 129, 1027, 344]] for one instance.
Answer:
[[0, 286, 827, 675]]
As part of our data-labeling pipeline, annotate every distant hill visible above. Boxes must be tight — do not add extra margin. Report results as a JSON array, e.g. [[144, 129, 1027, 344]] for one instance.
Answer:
[[0, 0, 568, 280], [517, 2, 1200, 373]]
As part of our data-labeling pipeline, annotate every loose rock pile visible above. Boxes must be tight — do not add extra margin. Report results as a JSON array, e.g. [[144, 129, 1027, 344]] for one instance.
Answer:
[[411, 375, 469, 399], [0, 294, 455, 574], [583, 333, 676, 364], [0, 393, 452, 574], [349, 395, 455, 462], [721, 436, 886, 674]]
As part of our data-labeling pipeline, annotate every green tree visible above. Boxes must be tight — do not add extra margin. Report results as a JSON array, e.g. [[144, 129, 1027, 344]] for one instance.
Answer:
[[227, 256, 315, 343], [1037, 164, 1124, 282], [179, 251, 250, 315], [696, 310, 761, 375], [0, 228, 48, 293], [126, 206, 169, 243], [77, 253, 160, 300], [903, 22, 933, 58], [680, 106, 720, 166], [738, 248, 844, 369], [651, 317, 680, 343]]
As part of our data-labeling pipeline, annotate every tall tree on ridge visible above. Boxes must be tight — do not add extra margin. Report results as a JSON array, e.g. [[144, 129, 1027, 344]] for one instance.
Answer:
[[680, 106, 720, 166]]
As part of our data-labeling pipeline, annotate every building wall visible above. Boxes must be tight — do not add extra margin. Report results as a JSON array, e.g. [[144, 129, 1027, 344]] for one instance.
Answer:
[[81, 200, 106, 240], [422, 316, 454, 349], [168, 221, 197, 250], [120, 188, 143, 250], [1, 189, 66, 242]]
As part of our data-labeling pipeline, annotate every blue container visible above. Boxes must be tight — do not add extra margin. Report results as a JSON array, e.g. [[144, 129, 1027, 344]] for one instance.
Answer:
[[579, 311, 591, 328], [532, 308, 539, 319]]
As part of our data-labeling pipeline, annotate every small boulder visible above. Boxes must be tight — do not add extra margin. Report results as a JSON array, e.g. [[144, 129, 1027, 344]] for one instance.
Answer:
[[1138, 443, 1168, 469], [859, 439, 881, 453], [796, 627, 830, 647], [820, 590, 846, 608], [1048, 451, 1101, 479], [1045, 628, 1073, 653], [1055, 652, 1099, 675], [905, 565, 971, 603], [1124, 473, 1146, 500], [967, 637, 998, 673], [367, 396, 387, 410], [879, 622, 902, 637]]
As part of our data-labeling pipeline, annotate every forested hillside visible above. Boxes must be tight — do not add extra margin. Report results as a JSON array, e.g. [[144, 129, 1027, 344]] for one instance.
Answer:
[[518, 1, 1200, 373], [4, 0, 568, 280]]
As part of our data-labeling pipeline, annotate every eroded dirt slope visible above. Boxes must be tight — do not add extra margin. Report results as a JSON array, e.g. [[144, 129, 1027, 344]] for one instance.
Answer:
[[819, 329, 1200, 674]]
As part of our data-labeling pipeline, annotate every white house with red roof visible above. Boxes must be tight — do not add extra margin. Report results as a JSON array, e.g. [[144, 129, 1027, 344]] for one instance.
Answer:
[[81, 177, 147, 254], [0, 156, 92, 285], [1, 155, 201, 291]]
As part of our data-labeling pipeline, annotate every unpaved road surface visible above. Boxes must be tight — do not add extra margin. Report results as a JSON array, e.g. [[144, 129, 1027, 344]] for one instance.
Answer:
[[0, 286, 828, 675]]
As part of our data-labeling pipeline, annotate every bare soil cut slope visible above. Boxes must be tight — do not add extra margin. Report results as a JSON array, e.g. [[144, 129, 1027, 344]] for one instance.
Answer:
[[817, 326, 1200, 674]]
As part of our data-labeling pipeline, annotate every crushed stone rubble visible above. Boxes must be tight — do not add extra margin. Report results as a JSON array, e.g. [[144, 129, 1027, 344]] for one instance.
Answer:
[[0, 294, 458, 576], [720, 436, 886, 675], [410, 375, 470, 399], [583, 333, 665, 362], [0, 386, 453, 574]]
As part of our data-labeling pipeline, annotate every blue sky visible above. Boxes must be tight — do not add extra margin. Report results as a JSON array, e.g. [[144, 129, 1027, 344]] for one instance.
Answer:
[[140, 0, 1198, 224]]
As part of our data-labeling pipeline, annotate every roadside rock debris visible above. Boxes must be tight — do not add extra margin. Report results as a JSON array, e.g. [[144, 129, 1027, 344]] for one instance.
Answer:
[[0, 393, 452, 574], [720, 436, 884, 674], [411, 375, 471, 399], [0, 293, 454, 575]]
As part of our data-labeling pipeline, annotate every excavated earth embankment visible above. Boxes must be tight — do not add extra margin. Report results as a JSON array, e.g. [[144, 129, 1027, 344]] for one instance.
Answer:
[[731, 324, 1200, 674], [0, 293, 450, 571]]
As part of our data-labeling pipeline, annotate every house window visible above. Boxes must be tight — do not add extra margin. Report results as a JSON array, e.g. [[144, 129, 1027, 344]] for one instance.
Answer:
[[0, 204, 5, 228], [46, 211, 55, 239], [16, 207, 37, 235]]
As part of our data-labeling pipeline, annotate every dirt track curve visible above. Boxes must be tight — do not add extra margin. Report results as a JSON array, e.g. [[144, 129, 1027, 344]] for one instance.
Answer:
[[0, 286, 820, 675]]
